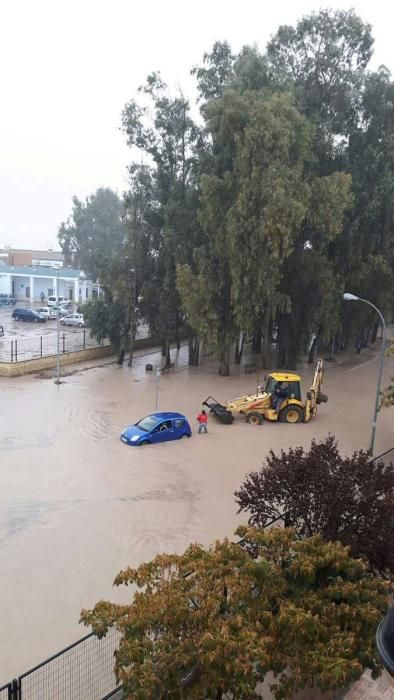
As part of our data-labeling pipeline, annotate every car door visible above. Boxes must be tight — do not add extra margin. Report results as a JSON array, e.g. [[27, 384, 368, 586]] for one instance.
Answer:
[[150, 421, 174, 443], [173, 418, 185, 438]]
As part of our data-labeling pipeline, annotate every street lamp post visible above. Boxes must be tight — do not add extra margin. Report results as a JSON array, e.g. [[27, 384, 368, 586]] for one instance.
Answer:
[[155, 366, 161, 410], [128, 267, 138, 368], [55, 268, 61, 385], [343, 292, 386, 455]]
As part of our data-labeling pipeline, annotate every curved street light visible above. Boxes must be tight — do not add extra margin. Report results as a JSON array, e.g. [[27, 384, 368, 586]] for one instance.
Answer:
[[343, 292, 386, 455]]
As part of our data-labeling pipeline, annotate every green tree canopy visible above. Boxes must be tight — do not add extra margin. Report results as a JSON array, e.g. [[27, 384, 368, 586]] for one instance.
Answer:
[[81, 527, 387, 699], [58, 188, 125, 281]]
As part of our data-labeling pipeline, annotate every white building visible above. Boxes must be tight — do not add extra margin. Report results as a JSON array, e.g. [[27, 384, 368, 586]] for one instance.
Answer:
[[0, 265, 98, 304]]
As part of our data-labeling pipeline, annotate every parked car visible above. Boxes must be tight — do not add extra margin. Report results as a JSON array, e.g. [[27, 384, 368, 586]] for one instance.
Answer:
[[121, 412, 192, 446], [51, 305, 70, 318], [0, 293, 17, 305], [36, 306, 57, 320], [59, 299, 72, 308], [47, 295, 68, 307], [12, 308, 47, 323], [60, 313, 85, 328]]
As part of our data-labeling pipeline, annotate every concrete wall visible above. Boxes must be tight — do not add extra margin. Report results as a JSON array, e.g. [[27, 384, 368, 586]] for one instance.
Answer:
[[13, 276, 31, 300], [0, 273, 11, 294], [7, 252, 33, 266], [0, 344, 113, 377], [0, 275, 95, 303], [0, 336, 164, 377]]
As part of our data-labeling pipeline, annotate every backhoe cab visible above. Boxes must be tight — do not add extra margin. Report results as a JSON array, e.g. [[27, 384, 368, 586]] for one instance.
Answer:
[[203, 360, 327, 425]]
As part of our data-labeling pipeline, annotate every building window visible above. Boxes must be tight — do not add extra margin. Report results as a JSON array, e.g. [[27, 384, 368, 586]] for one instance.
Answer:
[[48, 289, 53, 296], [85, 287, 89, 299], [25, 287, 30, 298]]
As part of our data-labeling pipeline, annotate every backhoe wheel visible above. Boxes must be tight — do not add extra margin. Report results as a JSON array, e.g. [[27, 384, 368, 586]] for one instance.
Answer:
[[279, 405, 303, 424], [246, 412, 264, 426]]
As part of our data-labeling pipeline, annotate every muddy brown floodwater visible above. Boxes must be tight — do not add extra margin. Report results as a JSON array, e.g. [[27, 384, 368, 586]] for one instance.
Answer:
[[0, 342, 393, 681]]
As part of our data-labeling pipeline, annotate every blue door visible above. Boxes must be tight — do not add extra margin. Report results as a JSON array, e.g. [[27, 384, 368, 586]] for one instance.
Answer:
[[173, 418, 186, 438], [150, 420, 174, 444]]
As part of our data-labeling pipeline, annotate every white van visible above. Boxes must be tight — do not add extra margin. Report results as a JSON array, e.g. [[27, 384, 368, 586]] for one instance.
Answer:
[[47, 295, 68, 307]]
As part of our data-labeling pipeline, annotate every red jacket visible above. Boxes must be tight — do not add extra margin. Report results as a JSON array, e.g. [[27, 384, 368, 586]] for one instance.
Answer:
[[197, 413, 208, 424]]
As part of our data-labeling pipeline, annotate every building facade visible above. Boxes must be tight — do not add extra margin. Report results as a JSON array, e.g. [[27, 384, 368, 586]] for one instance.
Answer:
[[0, 265, 97, 304], [0, 248, 64, 268]]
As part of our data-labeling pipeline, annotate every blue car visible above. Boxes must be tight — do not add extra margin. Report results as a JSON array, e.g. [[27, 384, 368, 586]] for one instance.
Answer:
[[121, 412, 192, 446]]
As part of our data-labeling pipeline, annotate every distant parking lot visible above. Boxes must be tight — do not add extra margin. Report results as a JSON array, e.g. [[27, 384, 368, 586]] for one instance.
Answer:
[[0, 304, 148, 362]]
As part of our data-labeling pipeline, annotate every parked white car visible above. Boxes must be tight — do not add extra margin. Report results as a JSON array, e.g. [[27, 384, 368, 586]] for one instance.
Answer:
[[60, 313, 85, 328], [47, 295, 69, 307], [36, 306, 57, 320]]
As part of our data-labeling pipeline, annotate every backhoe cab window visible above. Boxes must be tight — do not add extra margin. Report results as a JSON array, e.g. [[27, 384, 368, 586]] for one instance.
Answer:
[[264, 377, 301, 401], [264, 377, 278, 395]]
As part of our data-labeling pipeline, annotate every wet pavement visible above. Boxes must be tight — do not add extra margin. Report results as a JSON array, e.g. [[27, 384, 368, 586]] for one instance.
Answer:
[[0, 341, 393, 684], [0, 306, 147, 361]]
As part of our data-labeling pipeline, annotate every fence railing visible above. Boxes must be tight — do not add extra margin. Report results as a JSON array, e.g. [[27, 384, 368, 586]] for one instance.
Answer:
[[1, 629, 122, 700], [0, 683, 11, 700], [0, 331, 110, 363]]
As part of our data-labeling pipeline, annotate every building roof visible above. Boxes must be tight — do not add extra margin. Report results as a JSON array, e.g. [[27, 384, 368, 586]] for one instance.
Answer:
[[0, 264, 87, 279], [0, 248, 64, 260]]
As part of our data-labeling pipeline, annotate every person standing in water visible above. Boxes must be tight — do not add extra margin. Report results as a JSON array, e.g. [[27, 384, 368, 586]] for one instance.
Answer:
[[197, 409, 208, 434]]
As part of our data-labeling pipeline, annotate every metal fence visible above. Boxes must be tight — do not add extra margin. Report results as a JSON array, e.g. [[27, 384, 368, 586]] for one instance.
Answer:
[[0, 683, 12, 700], [1, 629, 122, 700], [0, 331, 110, 363]]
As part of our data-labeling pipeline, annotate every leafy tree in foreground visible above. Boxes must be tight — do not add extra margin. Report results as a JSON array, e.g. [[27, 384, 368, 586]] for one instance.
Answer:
[[81, 527, 386, 699], [235, 435, 394, 575]]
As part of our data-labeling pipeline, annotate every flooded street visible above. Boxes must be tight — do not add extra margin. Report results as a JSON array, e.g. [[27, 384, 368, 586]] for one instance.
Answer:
[[0, 344, 393, 681]]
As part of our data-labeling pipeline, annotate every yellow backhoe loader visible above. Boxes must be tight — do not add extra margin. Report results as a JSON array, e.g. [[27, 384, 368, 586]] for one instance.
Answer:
[[203, 359, 327, 425]]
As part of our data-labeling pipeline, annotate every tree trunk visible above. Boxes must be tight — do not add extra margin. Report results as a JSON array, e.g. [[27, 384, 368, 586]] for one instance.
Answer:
[[218, 347, 230, 376], [252, 329, 262, 354], [216, 688, 223, 700], [127, 322, 137, 368], [234, 334, 244, 364], [308, 326, 322, 364], [261, 309, 272, 368], [117, 349, 125, 365], [370, 320, 379, 344], [188, 335, 200, 366], [277, 315, 297, 369], [163, 339, 171, 369]]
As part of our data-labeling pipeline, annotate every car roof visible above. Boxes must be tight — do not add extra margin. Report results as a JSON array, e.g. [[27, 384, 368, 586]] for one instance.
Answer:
[[149, 412, 186, 420]]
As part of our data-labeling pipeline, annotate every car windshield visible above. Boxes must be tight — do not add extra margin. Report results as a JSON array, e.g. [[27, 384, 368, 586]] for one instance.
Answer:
[[136, 415, 160, 432]]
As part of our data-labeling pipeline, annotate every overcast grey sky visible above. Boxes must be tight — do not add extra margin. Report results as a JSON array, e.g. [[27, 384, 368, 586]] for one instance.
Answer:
[[0, 0, 392, 250]]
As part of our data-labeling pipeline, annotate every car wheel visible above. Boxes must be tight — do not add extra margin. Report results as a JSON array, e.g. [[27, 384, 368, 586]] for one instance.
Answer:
[[60, 321, 65, 325], [246, 411, 264, 425], [35, 318, 39, 323], [279, 405, 303, 424], [78, 323, 83, 327], [139, 440, 150, 446]]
